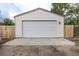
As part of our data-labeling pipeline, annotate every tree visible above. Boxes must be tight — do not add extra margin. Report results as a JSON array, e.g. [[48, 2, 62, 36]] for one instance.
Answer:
[[64, 17, 76, 25], [3, 18, 15, 25], [66, 3, 79, 24], [51, 3, 70, 16], [0, 22, 4, 25], [51, 3, 79, 25]]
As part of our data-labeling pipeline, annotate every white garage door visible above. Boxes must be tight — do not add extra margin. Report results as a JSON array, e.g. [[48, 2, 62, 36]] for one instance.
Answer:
[[22, 20, 57, 37]]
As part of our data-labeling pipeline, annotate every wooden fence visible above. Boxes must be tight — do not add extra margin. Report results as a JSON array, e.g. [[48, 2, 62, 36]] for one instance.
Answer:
[[0, 25, 74, 39], [64, 25, 74, 38], [0, 26, 15, 39]]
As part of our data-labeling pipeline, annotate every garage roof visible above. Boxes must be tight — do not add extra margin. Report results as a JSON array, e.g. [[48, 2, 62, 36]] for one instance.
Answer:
[[14, 8, 64, 18]]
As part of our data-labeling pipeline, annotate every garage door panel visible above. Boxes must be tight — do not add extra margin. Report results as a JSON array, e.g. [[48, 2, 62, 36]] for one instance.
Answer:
[[22, 21, 57, 37]]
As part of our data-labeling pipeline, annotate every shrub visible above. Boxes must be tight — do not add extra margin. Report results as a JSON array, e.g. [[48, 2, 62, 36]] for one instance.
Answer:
[[3, 18, 15, 25]]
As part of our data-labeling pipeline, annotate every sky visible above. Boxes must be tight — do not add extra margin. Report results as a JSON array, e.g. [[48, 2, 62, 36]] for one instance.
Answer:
[[11, 3, 52, 19], [0, 0, 52, 21], [0, 0, 79, 21]]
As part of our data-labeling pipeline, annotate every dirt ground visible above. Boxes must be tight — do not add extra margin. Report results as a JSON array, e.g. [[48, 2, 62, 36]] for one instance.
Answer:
[[68, 38, 79, 46]]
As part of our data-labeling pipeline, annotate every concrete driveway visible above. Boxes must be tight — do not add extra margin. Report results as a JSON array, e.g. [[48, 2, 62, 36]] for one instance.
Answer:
[[3, 38, 75, 46], [0, 38, 78, 56]]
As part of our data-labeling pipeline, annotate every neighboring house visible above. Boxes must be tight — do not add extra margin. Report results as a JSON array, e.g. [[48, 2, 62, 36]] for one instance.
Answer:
[[14, 8, 64, 38]]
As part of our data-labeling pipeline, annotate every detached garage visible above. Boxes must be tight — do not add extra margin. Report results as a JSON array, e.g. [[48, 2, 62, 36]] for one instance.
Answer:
[[14, 8, 64, 38]]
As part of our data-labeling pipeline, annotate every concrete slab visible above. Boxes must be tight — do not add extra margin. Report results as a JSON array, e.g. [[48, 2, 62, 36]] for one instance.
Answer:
[[2, 38, 75, 46]]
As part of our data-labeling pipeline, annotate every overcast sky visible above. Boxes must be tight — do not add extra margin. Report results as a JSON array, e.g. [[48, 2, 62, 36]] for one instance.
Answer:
[[0, 1, 52, 20]]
